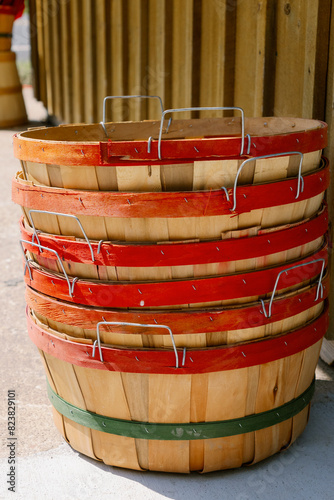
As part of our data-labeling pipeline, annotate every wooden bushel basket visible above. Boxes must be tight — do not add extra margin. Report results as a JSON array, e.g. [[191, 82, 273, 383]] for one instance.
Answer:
[[12, 157, 329, 242], [13, 104, 330, 473], [19, 205, 327, 282], [0, 51, 26, 127], [25, 272, 330, 349], [14, 112, 327, 193], [27, 305, 329, 473], [26, 272, 327, 350]]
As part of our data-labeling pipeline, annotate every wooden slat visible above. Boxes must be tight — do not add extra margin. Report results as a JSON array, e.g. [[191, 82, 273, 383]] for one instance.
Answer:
[[70, 0, 83, 123], [95, 1, 107, 123], [82, 0, 95, 123], [50, 0, 62, 120], [274, 0, 323, 118], [147, 0, 167, 117], [199, 0, 226, 117], [59, 0, 71, 122], [109, 0, 126, 121], [33, 0, 47, 107], [172, 0, 193, 118], [29, 0, 40, 101], [148, 374, 191, 473], [126, 0, 149, 121], [234, 0, 268, 116], [324, 1, 334, 342], [42, 0, 53, 114]]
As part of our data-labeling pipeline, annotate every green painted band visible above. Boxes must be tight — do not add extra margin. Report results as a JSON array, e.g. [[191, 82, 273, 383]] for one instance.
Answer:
[[0, 33, 12, 38], [47, 378, 315, 441]]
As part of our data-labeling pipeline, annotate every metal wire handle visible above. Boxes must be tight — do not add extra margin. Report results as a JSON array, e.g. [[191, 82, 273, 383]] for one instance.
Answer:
[[157, 106, 245, 160], [100, 95, 164, 136], [229, 151, 304, 212], [20, 239, 78, 298], [92, 321, 180, 368], [260, 258, 325, 318], [28, 210, 95, 262]]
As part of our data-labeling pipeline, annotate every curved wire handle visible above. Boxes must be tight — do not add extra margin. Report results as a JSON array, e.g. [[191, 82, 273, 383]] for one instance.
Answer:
[[260, 258, 325, 318], [229, 151, 304, 212], [92, 321, 180, 368], [158, 107, 245, 160], [20, 239, 78, 297], [28, 210, 95, 262], [100, 95, 164, 136]]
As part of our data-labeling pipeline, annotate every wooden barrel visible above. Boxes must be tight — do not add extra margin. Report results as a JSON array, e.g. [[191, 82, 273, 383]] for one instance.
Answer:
[[0, 51, 27, 127], [0, 6, 14, 51], [27, 305, 328, 473], [14, 116, 327, 192]]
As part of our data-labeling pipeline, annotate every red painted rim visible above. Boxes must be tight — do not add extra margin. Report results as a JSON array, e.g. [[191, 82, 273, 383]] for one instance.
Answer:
[[20, 205, 328, 267], [13, 118, 327, 165], [26, 302, 329, 374], [12, 159, 330, 218], [25, 273, 329, 334], [23, 244, 328, 308]]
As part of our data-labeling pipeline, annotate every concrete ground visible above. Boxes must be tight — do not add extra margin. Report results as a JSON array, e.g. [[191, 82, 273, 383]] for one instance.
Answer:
[[0, 87, 333, 500]]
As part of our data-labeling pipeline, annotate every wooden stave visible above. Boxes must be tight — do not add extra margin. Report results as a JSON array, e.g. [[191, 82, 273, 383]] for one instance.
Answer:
[[23, 150, 322, 192]]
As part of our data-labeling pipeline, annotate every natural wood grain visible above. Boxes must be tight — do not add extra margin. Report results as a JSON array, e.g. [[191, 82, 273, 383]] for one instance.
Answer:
[[234, 0, 268, 117], [148, 374, 191, 472], [42, 351, 97, 460]]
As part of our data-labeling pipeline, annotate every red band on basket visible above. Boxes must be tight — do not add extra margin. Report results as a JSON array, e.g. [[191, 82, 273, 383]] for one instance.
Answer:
[[13, 120, 327, 165], [12, 160, 329, 218], [26, 302, 329, 374], [25, 273, 329, 334], [103, 127, 327, 163], [22, 244, 328, 308], [19, 206, 328, 267]]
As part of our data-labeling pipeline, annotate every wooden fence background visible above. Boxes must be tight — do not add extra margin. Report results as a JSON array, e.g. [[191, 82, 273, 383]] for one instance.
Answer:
[[28, 0, 334, 350]]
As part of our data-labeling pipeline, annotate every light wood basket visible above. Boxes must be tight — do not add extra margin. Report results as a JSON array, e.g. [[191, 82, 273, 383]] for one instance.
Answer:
[[0, 51, 27, 128], [13, 160, 328, 243], [27, 307, 327, 473], [14, 115, 327, 192]]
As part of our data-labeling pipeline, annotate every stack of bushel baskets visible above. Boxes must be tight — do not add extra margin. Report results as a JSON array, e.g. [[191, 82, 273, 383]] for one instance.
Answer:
[[0, 0, 26, 127], [12, 100, 330, 473]]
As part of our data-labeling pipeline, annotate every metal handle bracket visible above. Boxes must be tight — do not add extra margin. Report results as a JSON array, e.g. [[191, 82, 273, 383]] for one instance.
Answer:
[[228, 151, 304, 213], [100, 95, 164, 137], [20, 239, 78, 298], [92, 321, 180, 368], [261, 258, 325, 318], [158, 107, 245, 160], [28, 210, 95, 262]]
